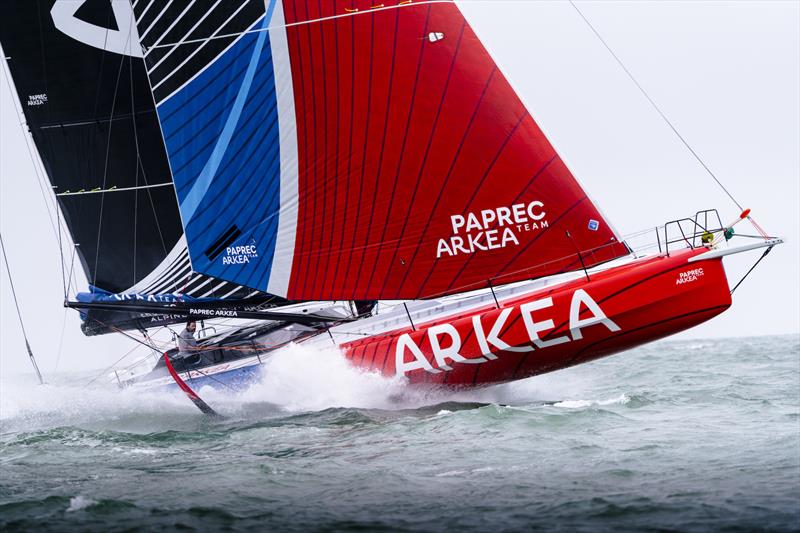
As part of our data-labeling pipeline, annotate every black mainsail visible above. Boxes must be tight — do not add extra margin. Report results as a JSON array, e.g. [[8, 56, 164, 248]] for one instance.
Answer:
[[0, 0, 284, 336]]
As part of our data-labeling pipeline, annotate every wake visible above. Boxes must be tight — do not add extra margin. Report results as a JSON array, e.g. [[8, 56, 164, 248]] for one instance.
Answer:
[[0, 342, 612, 433]]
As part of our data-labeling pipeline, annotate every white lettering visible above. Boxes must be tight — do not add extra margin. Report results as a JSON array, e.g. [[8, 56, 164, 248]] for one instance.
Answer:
[[520, 297, 570, 348], [486, 229, 499, 249], [452, 236, 469, 255], [428, 324, 468, 370], [393, 288, 622, 376], [527, 201, 545, 221], [473, 308, 532, 356], [451, 214, 465, 234], [437, 201, 548, 258], [676, 267, 705, 285], [569, 289, 620, 340], [512, 204, 526, 224], [27, 94, 48, 106], [221, 240, 258, 265], [467, 232, 487, 252], [436, 239, 453, 258], [501, 227, 519, 247], [497, 207, 512, 227], [396, 334, 440, 375], [465, 213, 482, 232], [481, 209, 496, 228]]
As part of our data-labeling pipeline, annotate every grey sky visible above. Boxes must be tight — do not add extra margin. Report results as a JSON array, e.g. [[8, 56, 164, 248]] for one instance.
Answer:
[[1, 0, 798, 378]]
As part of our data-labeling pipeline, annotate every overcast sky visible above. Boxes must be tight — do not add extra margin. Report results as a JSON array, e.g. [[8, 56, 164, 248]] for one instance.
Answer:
[[1, 0, 798, 378]]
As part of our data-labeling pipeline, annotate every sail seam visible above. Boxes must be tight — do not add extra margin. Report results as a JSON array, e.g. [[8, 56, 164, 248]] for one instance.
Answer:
[[379, 18, 468, 297], [146, 0, 458, 51]]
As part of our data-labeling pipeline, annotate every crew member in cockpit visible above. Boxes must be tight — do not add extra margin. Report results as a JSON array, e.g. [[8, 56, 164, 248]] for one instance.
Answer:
[[178, 321, 199, 364]]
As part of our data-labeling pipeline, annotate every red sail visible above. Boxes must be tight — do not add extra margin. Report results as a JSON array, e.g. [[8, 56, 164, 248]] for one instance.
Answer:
[[280, 0, 628, 300], [130, 0, 629, 301]]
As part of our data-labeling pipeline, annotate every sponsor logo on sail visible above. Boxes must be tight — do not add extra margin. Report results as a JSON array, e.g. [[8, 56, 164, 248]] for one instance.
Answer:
[[27, 94, 48, 106], [108, 293, 184, 302], [50, 1, 143, 58], [436, 201, 549, 258], [222, 241, 259, 265]]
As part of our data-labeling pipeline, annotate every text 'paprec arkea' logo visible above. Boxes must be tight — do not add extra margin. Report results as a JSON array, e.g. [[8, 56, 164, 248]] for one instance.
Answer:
[[27, 94, 48, 106], [437, 201, 549, 258], [222, 241, 259, 265], [676, 267, 704, 285]]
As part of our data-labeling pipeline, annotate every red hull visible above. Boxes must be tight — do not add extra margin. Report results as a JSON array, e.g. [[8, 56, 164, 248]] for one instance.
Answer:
[[342, 248, 731, 386]]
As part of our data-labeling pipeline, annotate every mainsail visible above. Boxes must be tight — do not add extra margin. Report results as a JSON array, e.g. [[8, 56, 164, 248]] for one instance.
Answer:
[[0, 0, 280, 335], [132, 0, 630, 302], [0, 0, 181, 293]]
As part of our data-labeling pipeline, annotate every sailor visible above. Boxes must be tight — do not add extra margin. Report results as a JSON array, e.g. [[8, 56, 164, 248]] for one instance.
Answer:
[[178, 321, 200, 364]]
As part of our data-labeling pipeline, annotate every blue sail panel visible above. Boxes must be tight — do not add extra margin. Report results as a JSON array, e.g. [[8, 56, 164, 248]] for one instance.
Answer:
[[155, 14, 282, 290]]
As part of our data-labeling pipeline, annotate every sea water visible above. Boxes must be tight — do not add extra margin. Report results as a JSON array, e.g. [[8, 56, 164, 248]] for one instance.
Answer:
[[1, 335, 798, 531]]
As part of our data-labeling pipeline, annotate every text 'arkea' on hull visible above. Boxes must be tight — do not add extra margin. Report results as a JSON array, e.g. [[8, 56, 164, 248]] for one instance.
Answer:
[[0, 1, 782, 410]]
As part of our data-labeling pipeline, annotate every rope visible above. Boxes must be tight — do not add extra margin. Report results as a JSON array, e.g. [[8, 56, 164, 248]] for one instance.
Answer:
[[0, 232, 44, 384], [130, 52, 139, 286], [84, 342, 142, 387], [730, 246, 773, 295], [92, 29, 132, 287], [57, 193, 66, 299], [568, 1, 744, 212], [52, 307, 68, 374], [144, 0, 450, 51], [65, 244, 78, 299]]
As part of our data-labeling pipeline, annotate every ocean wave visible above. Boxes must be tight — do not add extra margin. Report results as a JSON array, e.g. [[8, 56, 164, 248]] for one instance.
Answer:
[[553, 394, 631, 409], [66, 495, 97, 513]]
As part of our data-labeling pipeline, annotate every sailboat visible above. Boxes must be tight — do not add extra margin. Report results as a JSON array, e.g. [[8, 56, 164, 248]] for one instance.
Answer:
[[0, 1, 782, 401]]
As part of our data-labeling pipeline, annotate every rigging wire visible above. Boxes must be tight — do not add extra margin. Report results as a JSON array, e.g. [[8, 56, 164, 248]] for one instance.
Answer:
[[1, 52, 61, 242], [730, 246, 773, 295], [65, 244, 78, 299], [567, 0, 744, 212], [130, 0, 171, 260], [84, 341, 143, 387], [92, 21, 135, 288], [130, 52, 139, 285], [52, 307, 68, 373], [2, 53, 80, 293], [144, 0, 456, 51], [0, 232, 45, 384], [57, 194, 66, 299]]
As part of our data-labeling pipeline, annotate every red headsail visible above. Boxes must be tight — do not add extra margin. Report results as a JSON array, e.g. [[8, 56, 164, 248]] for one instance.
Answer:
[[131, 0, 630, 301]]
